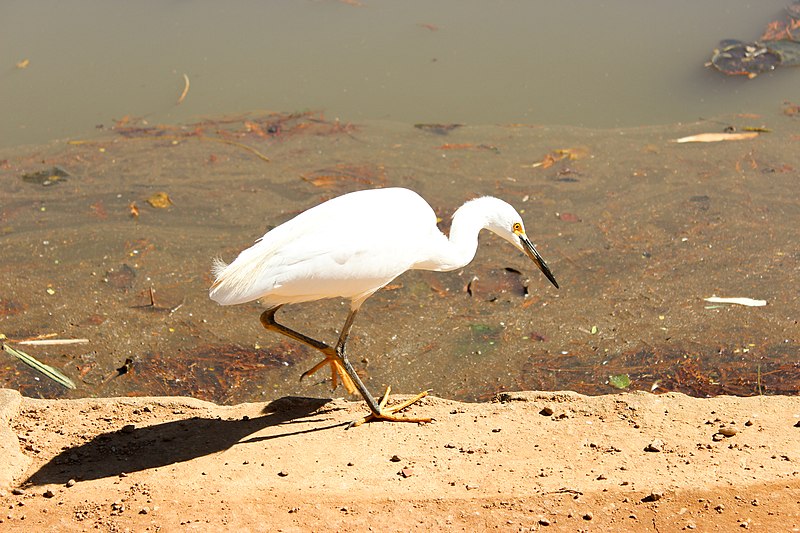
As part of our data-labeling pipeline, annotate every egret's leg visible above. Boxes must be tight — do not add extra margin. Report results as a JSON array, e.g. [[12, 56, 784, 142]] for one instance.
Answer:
[[333, 309, 431, 427], [259, 307, 356, 394], [260, 306, 430, 426], [348, 386, 430, 428]]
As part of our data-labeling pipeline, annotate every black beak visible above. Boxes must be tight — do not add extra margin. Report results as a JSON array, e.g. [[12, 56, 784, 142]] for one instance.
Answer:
[[519, 234, 559, 289]]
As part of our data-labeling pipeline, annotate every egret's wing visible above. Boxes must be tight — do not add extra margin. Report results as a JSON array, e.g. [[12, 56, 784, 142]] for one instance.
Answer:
[[210, 188, 438, 305]]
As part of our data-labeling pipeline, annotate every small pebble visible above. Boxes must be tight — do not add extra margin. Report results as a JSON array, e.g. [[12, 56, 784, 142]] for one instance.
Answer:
[[400, 467, 414, 478], [539, 406, 554, 416], [66, 479, 76, 488], [712, 433, 725, 442], [642, 490, 663, 503], [583, 512, 593, 521], [139, 507, 149, 515], [42, 490, 55, 499], [718, 426, 738, 437], [444, 443, 456, 449], [277, 471, 288, 477], [645, 439, 663, 452], [538, 518, 551, 526], [390, 455, 401, 462]]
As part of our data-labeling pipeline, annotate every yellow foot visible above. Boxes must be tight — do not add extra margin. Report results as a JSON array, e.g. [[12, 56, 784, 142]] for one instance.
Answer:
[[300, 352, 357, 394], [348, 386, 432, 428]]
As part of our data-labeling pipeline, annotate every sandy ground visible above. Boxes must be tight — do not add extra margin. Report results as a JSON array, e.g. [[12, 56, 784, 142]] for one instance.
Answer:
[[1, 388, 799, 532]]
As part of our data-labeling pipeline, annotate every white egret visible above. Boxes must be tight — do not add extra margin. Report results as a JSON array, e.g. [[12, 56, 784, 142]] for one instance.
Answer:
[[210, 187, 558, 426]]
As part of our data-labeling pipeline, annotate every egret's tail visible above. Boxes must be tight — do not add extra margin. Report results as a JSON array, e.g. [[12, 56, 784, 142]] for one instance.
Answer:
[[211, 257, 229, 280], [208, 255, 262, 305]]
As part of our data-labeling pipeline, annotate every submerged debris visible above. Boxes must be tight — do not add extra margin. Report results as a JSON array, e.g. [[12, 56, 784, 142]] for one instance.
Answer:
[[21, 166, 71, 186], [707, 1, 800, 78], [414, 123, 463, 135]]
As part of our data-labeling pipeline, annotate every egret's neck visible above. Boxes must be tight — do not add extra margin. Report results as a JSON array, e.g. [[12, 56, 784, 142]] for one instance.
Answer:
[[414, 199, 491, 272]]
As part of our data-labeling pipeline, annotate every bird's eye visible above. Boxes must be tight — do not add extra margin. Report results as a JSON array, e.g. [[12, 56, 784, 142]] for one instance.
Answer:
[[512, 222, 523, 233]]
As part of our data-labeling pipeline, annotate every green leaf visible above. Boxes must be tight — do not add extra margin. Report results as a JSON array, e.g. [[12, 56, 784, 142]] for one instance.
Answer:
[[608, 373, 631, 389], [2, 343, 76, 389]]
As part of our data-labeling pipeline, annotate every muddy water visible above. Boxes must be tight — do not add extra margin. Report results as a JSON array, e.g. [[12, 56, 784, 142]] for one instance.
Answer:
[[1, 112, 798, 404], [2, 0, 796, 148]]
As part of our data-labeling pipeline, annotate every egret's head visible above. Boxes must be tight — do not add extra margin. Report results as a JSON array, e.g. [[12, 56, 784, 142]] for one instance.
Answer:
[[484, 199, 559, 289]]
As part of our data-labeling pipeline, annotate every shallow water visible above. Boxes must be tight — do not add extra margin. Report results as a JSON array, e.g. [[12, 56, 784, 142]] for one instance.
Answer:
[[1, 112, 798, 403], [2, 0, 798, 147], [2, 1, 799, 403]]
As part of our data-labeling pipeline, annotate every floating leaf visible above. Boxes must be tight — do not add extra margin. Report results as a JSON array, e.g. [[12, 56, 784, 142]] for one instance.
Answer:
[[608, 373, 631, 389], [674, 132, 759, 143]]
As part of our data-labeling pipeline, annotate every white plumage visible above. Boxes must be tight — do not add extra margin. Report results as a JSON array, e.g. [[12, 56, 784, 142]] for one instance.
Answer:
[[209, 187, 558, 426]]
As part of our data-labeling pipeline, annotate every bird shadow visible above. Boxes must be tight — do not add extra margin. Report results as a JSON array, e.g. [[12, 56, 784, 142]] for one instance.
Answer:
[[22, 396, 346, 487]]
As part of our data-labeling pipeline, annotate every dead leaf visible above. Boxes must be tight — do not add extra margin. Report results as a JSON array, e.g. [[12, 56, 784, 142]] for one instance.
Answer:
[[538, 153, 557, 169], [554, 146, 590, 160], [436, 143, 475, 150], [783, 102, 800, 116], [244, 120, 267, 138], [557, 212, 581, 223], [527, 147, 590, 168], [146, 192, 173, 208], [674, 132, 759, 143], [89, 201, 108, 219]]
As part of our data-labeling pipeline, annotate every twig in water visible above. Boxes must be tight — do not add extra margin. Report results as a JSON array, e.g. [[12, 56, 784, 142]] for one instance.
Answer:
[[18, 338, 89, 346], [177, 73, 190, 105]]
